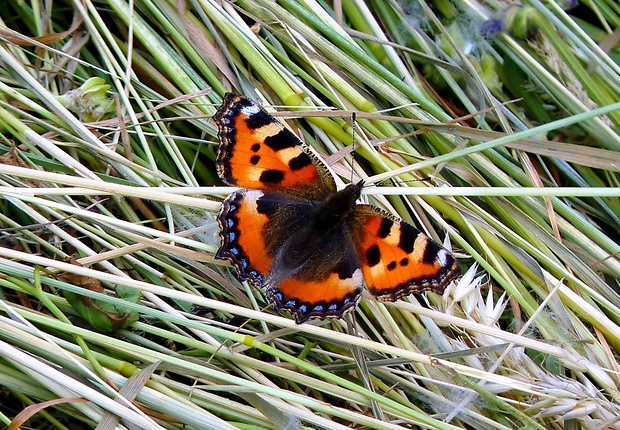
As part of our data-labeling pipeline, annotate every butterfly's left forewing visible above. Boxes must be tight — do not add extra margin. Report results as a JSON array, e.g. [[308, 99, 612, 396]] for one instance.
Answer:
[[352, 205, 459, 300], [214, 93, 335, 199]]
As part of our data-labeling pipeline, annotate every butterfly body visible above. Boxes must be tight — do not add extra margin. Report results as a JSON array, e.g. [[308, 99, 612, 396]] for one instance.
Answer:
[[214, 93, 459, 323]]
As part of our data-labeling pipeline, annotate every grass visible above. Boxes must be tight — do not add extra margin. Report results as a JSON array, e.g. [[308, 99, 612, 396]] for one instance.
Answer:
[[0, 0, 619, 428]]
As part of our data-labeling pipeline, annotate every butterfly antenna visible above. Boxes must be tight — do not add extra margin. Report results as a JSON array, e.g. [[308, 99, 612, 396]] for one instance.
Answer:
[[350, 111, 357, 185]]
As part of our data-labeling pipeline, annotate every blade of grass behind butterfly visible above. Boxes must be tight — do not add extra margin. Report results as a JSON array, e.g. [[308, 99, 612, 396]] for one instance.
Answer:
[[6, 268, 476, 429], [531, 0, 620, 85], [239, 0, 470, 166], [232, 0, 588, 356], [133, 0, 230, 96], [425, 122, 620, 237], [272, 0, 451, 121], [494, 29, 620, 149], [91, 0, 216, 188], [387, 0, 514, 132]]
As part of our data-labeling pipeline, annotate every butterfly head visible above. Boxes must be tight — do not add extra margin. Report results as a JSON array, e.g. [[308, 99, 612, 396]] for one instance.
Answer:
[[315, 180, 364, 225]]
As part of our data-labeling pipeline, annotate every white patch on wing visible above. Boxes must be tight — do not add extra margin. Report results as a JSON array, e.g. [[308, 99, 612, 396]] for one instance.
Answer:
[[383, 223, 401, 246], [436, 249, 449, 266], [277, 146, 304, 162], [241, 189, 264, 209], [367, 263, 385, 280], [246, 168, 265, 182], [241, 104, 260, 115], [411, 235, 429, 260], [252, 122, 283, 141], [349, 268, 363, 287]]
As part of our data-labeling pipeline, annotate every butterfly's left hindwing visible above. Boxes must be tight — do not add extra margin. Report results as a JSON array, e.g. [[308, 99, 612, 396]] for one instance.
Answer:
[[217, 188, 363, 323], [216, 189, 272, 286]]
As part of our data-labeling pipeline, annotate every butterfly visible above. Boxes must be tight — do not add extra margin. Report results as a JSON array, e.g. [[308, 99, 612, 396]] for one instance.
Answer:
[[213, 93, 459, 323]]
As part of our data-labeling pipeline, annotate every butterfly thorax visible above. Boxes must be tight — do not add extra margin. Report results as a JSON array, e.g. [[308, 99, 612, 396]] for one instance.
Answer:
[[313, 181, 364, 230]]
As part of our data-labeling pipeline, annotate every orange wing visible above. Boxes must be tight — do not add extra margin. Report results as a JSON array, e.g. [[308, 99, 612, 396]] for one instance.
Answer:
[[352, 205, 459, 300], [213, 93, 335, 199], [216, 189, 273, 286], [267, 269, 363, 324]]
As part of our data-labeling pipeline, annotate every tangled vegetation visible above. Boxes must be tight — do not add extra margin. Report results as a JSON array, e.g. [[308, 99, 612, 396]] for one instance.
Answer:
[[0, 0, 619, 428]]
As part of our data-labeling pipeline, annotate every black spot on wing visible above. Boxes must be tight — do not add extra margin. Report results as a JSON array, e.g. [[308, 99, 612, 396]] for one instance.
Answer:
[[250, 155, 260, 165], [256, 198, 279, 220], [399, 258, 409, 266], [264, 129, 298, 151], [386, 261, 397, 271], [336, 249, 359, 280], [398, 223, 416, 254], [251, 143, 261, 152], [423, 240, 442, 265], [259, 169, 285, 184], [246, 110, 275, 130], [377, 218, 393, 239], [288, 153, 313, 171], [366, 244, 381, 267]]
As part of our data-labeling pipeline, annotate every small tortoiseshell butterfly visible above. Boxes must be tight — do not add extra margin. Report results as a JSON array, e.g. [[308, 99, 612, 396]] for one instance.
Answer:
[[214, 93, 459, 323]]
